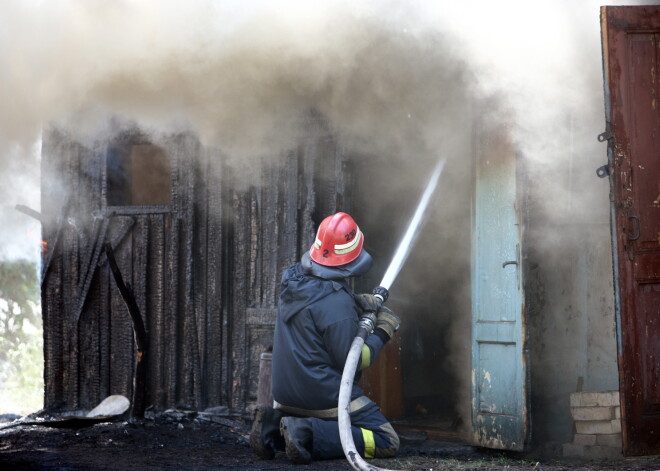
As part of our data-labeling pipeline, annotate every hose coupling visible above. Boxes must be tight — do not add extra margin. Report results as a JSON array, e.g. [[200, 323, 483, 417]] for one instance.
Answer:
[[358, 312, 377, 333]]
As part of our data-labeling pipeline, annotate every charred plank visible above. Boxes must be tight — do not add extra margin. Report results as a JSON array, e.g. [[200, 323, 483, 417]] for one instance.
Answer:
[[104, 242, 149, 418]]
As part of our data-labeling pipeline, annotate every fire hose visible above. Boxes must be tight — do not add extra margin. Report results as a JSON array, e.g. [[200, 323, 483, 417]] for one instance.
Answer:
[[338, 160, 445, 471]]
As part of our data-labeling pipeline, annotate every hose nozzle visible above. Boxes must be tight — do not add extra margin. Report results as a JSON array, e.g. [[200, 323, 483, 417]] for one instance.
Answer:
[[372, 286, 389, 304]]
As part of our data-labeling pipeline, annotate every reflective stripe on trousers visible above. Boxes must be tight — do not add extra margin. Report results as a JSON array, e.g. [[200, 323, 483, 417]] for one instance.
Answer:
[[304, 400, 400, 460], [273, 395, 371, 419]]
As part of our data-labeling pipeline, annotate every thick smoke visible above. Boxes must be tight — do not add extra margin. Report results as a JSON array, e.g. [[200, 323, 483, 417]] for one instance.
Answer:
[[0, 0, 632, 259], [0, 0, 471, 261], [1, 0, 644, 259]]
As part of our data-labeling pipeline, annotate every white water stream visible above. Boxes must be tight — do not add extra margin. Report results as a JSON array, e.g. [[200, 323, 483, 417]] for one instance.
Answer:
[[378, 159, 445, 291]]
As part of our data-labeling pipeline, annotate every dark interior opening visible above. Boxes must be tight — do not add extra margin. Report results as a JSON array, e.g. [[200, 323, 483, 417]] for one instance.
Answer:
[[106, 141, 171, 206]]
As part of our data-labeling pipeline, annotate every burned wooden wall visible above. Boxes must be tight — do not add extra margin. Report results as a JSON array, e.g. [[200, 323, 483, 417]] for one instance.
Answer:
[[40, 117, 351, 413]]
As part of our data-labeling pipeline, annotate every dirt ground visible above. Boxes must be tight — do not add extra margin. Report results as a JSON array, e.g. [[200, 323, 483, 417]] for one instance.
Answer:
[[1, 412, 660, 471]]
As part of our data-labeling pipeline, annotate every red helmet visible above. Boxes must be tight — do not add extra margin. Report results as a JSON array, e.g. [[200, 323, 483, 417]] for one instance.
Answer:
[[309, 212, 364, 267]]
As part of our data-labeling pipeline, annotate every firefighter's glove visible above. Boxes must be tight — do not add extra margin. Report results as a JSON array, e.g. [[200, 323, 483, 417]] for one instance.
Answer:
[[376, 306, 401, 340], [354, 293, 380, 313]]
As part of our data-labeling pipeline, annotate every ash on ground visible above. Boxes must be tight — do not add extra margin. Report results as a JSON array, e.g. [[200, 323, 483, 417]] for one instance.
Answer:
[[1, 408, 659, 471]]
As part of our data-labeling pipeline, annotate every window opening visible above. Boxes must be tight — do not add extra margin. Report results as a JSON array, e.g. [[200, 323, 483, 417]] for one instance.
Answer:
[[106, 142, 171, 206]]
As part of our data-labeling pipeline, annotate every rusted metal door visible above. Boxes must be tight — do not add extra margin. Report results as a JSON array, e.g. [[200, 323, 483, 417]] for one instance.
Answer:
[[471, 126, 527, 451], [601, 5, 660, 456]]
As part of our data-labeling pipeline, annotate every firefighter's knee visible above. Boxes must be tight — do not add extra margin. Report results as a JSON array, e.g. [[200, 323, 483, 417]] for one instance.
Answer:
[[373, 422, 400, 458]]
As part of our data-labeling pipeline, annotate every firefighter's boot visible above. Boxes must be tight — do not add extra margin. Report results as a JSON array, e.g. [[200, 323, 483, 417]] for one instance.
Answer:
[[280, 416, 313, 464], [250, 405, 285, 460]]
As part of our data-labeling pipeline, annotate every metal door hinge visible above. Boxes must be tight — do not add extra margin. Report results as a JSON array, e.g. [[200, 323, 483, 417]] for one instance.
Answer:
[[596, 164, 610, 178], [598, 123, 614, 142]]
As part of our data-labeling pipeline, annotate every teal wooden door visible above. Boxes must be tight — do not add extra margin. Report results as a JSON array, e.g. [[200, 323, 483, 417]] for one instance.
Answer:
[[471, 131, 528, 450]]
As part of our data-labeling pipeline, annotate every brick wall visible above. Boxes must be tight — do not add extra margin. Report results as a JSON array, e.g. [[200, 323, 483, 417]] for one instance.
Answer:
[[563, 391, 622, 459]]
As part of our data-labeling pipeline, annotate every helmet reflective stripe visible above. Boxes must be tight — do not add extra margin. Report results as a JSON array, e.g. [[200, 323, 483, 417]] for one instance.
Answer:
[[313, 237, 322, 250], [334, 228, 362, 255]]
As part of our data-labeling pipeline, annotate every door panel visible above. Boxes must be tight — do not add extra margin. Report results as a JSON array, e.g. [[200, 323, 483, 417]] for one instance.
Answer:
[[601, 5, 660, 456], [471, 128, 528, 451]]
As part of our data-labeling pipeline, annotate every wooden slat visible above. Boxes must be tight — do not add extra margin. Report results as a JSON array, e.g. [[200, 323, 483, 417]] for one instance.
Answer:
[[109, 233, 134, 401], [261, 163, 278, 307], [164, 215, 179, 407], [98, 243, 111, 401], [192, 153, 210, 407], [64, 141, 82, 410], [230, 188, 249, 410], [78, 276, 100, 409], [205, 151, 224, 407], [147, 213, 166, 407], [278, 151, 301, 285], [299, 142, 317, 259], [177, 135, 201, 408], [41, 128, 73, 409], [220, 165, 234, 407], [132, 216, 149, 412]]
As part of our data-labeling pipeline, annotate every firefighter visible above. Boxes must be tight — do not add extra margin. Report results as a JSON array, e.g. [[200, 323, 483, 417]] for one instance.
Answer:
[[250, 212, 401, 464]]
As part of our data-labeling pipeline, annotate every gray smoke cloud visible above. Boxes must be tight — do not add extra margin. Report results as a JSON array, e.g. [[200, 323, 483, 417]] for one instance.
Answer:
[[0, 0, 633, 257], [0, 0, 471, 261], [0, 0, 641, 261]]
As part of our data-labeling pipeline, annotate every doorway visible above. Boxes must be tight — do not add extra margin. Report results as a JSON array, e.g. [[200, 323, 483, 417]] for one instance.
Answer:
[[350, 144, 474, 443]]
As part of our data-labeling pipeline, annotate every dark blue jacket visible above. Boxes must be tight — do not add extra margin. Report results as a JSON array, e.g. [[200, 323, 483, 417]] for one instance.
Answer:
[[272, 263, 385, 411]]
